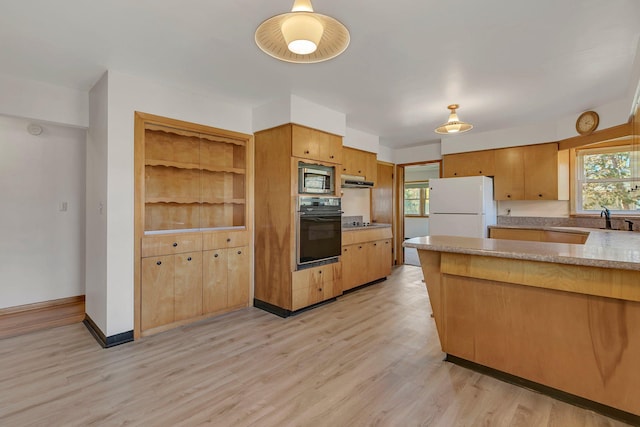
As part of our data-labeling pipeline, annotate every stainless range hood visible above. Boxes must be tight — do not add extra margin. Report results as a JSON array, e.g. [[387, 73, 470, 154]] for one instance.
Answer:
[[341, 174, 374, 188]]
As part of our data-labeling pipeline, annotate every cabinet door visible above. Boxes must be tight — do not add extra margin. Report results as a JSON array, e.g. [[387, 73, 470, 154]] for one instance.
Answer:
[[174, 252, 203, 321], [524, 143, 558, 200], [364, 151, 377, 183], [494, 147, 525, 200], [374, 239, 392, 278], [228, 246, 250, 307], [203, 249, 228, 314], [291, 267, 323, 311], [443, 151, 495, 178], [318, 132, 342, 164], [342, 244, 368, 291], [141, 255, 175, 330]]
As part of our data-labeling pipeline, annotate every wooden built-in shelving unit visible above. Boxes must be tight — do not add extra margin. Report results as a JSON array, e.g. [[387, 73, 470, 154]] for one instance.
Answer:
[[134, 112, 253, 338]]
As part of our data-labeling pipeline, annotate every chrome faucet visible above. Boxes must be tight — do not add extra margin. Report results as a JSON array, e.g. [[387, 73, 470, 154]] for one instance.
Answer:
[[600, 206, 612, 230]]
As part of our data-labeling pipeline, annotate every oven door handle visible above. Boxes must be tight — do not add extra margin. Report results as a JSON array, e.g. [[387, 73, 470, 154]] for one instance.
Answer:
[[298, 211, 343, 216]]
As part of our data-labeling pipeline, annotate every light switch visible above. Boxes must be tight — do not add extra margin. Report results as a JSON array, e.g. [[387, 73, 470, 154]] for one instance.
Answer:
[[59, 201, 68, 212]]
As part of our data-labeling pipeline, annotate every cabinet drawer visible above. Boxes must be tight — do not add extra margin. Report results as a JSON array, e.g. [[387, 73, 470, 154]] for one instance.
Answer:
[[342, 227, 392, 245], [203, 230, 249, 250], [142, 233, 203, 257]]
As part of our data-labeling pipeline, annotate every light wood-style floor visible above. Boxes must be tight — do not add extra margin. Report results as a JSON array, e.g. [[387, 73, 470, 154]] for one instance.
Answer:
[[0, 266, 629, 426]]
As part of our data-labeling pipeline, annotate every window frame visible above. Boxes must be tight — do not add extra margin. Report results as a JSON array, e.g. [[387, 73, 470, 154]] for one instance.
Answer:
[[404, 180, 430, 217], [574, 144, 640, 215]]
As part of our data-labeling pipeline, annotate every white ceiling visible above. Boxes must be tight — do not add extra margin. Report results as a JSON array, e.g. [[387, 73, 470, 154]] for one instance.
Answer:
[[1, 0, 639, 149]]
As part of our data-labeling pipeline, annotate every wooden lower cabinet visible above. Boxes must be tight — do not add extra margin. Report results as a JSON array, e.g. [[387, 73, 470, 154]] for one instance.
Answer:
[[489, 227, 588, 244], [140, 231, 250, 336], [203, 246, 250, 313], [291, 263, 342, 311], [342, 233, 393, 292], [141, 251, 202, 330]]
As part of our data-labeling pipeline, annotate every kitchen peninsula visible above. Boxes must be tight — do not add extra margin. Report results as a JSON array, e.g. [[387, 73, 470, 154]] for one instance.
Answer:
[[404, 228, 640, 422]]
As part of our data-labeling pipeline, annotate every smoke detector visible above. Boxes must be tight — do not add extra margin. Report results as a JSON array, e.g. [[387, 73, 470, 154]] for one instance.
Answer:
[[27, 123, 43, 136]]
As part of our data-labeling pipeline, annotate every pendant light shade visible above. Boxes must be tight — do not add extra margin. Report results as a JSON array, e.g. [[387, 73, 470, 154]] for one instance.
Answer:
[[435, 104, 473, 135], [255, 0, 350, 63]]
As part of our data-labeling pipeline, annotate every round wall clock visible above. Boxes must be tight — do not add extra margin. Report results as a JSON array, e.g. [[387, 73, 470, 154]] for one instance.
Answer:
[[576, 111, 599, 135]]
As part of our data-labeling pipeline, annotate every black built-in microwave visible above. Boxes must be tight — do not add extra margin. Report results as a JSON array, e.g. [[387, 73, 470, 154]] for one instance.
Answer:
[[298, 162, 335, 194]]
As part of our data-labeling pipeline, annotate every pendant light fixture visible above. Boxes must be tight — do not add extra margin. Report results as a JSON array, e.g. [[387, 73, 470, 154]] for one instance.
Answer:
[[255, 0, 350, 63], [434, 104, 473, 135]]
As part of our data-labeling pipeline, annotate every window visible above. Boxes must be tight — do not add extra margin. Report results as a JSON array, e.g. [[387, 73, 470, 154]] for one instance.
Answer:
[[404, 181, 430, 216], [576, 145, 640, 214]]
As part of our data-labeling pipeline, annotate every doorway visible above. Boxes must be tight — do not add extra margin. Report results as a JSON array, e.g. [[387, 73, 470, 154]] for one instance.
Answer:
[[395, 161, 441, 266]]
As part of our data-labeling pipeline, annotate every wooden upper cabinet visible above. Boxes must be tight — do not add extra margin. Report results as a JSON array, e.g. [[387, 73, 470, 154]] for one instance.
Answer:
[[523, 143, 559, 200], [443, 150, 495, 178], [291, 124, 342, 164], [494, 143, 560, 201], [494, 147, 525, 200], [342, 147, 377, 183]]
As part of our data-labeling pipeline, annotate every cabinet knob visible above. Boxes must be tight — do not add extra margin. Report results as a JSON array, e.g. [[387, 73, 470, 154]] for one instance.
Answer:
[[374, 243, 377, 246], [454, 172, 457, 176], [358, 170, 362, 174], [226, 238, 231, 242], [318, 270, 322, 274], [538, 194, 543, 198], [478, 170, 482, 174], [318, 288, 322, 292], [344, 248, 347, 252], [172, 242, 178, 247], [330, 155, 334, 159], [304, 150, 310, 154], [156, 261, 162, 265], [237, 250, 242, 254], [214, 253, 219, 258], [507, 194, 511, 198], [343, 168, 347, 172], [358, 246, 362, 249], [187, 257, 192, 261]]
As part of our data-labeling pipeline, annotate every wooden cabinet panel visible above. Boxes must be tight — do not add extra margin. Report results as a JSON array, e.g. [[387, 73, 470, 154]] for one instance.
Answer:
[[342, 244, 367, 291], [202, 249, 228, 314], [202, 230, 249, 250], [372, 162, 393, 225], [141, 255, 175, 330], [342, 147, 377, 183], [523, 143, 559, 200], [141, 234, 203, 257], [174, 252, 203, 321], [341, 233, 392, 292], [203, 246, 250, 313], [291, 125, 341, 164], [228, 247, 250, 307], [291, 263, 341, 310], [494, 147, 525, 200], [443, 151, 495, 178], [490, 228, 588, 244], [494, 143, 560, 201]]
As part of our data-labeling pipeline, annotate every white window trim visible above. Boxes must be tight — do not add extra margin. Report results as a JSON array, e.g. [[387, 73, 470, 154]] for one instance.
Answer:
[[575, 145, 640, 215]]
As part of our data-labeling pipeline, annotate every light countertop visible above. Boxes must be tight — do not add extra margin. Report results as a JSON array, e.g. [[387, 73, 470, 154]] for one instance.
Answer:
[[403, 227, 640, 271]]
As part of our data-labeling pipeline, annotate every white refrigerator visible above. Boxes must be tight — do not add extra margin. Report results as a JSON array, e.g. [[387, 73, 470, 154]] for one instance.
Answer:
[[428, 176, 496, 238]]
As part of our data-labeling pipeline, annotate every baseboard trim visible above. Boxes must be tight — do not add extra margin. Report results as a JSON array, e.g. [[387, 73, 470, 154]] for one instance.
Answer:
[[83, 315, 134, 348], [0, 295, 85, 339], [446, 354, 640, 426]]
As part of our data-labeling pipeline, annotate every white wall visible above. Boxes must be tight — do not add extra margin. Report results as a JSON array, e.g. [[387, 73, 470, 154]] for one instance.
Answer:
[[252, 95, 346, 136], [341, 188, 371, 223], [90, 70, 253, 336], [0, 115, 86, 308], [0, 73, 89, 128], [86, 72, 109, 331], [343, 127, 379, 153]]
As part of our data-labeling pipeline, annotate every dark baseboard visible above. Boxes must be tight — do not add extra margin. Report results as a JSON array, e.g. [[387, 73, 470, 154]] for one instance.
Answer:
[[254, 297, 338, 318], [83, 315, 134, 348], [445, 354, 640, 426], [342, 277, 387, 295]]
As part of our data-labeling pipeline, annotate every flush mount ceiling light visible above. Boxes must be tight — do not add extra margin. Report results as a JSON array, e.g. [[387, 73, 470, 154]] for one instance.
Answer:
[[434, 104, 473, 135], [255, 0, 350, 63]]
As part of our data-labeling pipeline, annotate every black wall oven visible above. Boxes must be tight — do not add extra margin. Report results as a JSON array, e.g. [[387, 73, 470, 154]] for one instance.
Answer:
[[297, 196, 342, 268]]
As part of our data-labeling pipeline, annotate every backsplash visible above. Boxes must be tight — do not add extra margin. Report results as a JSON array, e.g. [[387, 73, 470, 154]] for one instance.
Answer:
[[497, 216, 639, 232]]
